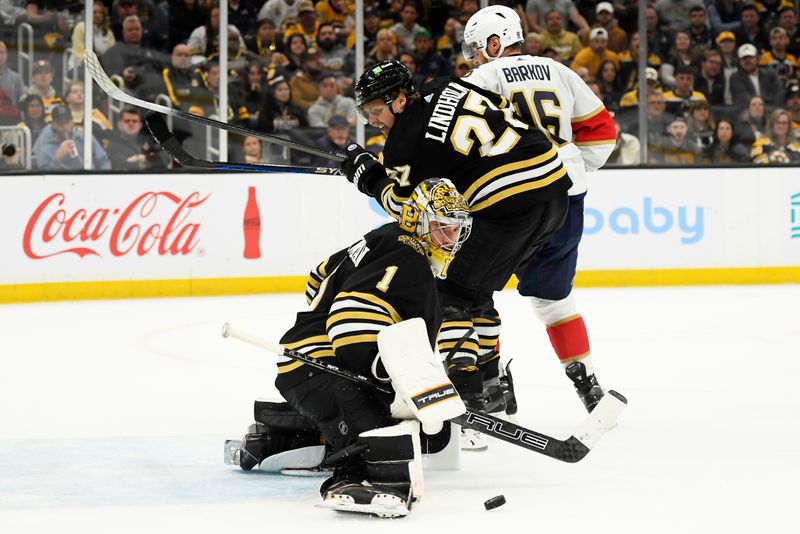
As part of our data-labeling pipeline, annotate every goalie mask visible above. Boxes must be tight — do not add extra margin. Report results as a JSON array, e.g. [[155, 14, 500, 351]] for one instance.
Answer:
[[462, 5, 524, 62], [400, 178, 472, 279]]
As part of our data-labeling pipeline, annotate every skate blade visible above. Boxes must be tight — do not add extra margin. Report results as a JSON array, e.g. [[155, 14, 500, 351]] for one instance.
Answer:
[[317, 494, 409, 518]]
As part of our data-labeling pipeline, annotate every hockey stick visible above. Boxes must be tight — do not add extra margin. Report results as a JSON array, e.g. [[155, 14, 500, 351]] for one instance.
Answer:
[[222, 322, 627, 463], [145, 113, 343, 175], [83, 50, 346, 162]]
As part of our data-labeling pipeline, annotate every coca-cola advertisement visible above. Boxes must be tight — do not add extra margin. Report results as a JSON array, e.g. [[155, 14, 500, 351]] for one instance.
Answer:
[[0, 173, 362, 294]]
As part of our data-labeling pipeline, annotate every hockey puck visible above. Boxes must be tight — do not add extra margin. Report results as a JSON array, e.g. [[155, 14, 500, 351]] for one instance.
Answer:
[[483, 495, 506, 510]]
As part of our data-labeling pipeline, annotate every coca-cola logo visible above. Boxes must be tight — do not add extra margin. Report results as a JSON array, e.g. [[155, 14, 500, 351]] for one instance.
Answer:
[[23, 191, 209, 259]]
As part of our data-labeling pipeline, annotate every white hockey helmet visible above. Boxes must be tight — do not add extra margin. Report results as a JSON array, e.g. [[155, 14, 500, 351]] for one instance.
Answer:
[[462, 5, 524, 62]]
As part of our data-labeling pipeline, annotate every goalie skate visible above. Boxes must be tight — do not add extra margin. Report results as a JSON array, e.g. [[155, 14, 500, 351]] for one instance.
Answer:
[[318, 481, 411, 518], [460, 427, 489, 451]]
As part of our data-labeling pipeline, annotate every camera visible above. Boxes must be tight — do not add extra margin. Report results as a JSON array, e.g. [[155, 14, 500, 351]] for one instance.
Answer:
[[1, 143, 16, 157]]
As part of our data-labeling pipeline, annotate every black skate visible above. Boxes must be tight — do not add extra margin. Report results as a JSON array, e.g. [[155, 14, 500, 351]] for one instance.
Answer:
[[565, 361, 605, 413], [498, 359, 517, 415], [482, 360, 517, 416]]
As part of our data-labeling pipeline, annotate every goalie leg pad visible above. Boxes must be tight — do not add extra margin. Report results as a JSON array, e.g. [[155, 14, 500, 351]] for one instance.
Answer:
[[378, 318, 466, 435], [233, 422, 324, 471]]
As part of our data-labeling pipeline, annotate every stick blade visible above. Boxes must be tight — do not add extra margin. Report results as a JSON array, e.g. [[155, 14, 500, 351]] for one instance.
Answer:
[[571, 389, 627, 450]]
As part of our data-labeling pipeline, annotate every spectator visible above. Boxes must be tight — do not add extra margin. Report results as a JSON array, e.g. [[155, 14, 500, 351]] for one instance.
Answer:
[[238, 61, 267, 126], [239, 135, 263, 164], [258, 0, 300, 30], [436, 17, 464, 60], [290, 48, 323, 110], [454, 55, 471, 78], [571, 27, 619, 79], [735, 95, 767, 147], [608, 115, 641, 165], [526, 0, 589, 36], [619, 67, 662, 110], [660, 31, 695, 88], [0, 40, 24, 125], [202, 62, 248, 124], [187, 5, 246, 61], [284, 0, 321, 44], [398, 50, 423, 88], [70, 3, 116, 67], [687, 6, 714, 55], [645, 6, 672, 59], [686, 99, 716, 151], [777, 6, 800, 57], [315, 0, 355, 40], [159, 44, 213, 115], [759, 26, 799, 88], [308, 73, 356, 127], [17, 94, 46, 148], [644, 89, 674, 144], [786, 83, 800, 138], [347, 6, 381, 52], [316, 23, 355, 88], [664, 64, 708, 117], [751, 108, 800, 163], [457, 0, 479, 26], [63, 80, 113, 149], [414, 28, 452, 84], [730, 43, 784, 109], [101, 15, 164, 78], [537, 10, 582, 63], [309, 114, 352, 167], [756, 0, 792, 33], [284, 34, 310, 74], [228, 0, 260, 41], [525, 32, 543, 56], [366, 29, 398, 68], [618, 31, 662, 91], [390, 2, 424, 53], [110, 0, 167, 50], [257, 75, 309, 132], [583, 2, 627, 53], [33, 105, 110, 171], [650, 115, 700, 164], [732, 4, 769, 52], [168, 0, 209, 50], [693, 50, 725, 106], [21, 60, 62, 117], [597, 60, 623, 113], [247, 18, 284, 61], [705, 118, 749, 163], [716, 31, 739, 106], [106, 107, 168, 170], [708, 0, 746, 34], [654, 0, 704, 33]]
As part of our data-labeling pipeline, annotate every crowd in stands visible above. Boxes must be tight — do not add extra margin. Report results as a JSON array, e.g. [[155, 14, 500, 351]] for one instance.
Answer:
[[2, 0, 800, 171]]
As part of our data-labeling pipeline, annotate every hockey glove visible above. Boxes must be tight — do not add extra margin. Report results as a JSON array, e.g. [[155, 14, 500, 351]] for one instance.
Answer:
[[341, 143, 386, 195]]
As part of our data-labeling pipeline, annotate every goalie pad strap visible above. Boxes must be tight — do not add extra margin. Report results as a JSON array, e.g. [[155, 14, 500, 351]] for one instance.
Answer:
[[254, 400, 319, 432]]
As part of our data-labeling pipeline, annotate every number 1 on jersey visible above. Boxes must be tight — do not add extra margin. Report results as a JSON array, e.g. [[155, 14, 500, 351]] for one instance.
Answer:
[[509, 89, 567, 146], [376, 266, 398, 292]]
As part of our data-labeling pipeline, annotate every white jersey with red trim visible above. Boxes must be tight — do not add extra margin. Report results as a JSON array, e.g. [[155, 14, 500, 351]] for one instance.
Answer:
[[462, 54, 616, 195]]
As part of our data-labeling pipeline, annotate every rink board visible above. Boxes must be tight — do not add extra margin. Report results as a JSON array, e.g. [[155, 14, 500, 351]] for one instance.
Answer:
[[1, 167, 799, 302]]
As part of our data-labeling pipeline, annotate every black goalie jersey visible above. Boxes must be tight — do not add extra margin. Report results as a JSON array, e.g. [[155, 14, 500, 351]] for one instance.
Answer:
[[274, 223, 442, 391], [367, 77, 572, 221]]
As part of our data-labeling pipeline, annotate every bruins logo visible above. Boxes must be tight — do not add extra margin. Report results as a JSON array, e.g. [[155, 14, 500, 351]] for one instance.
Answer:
[[398, 235, 425, 256], [427, 181, 470, 214]]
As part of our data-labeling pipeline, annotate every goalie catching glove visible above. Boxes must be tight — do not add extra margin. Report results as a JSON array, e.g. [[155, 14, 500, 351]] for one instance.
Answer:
[[341, 143, 386, 195], [377, 318, 467, 434]]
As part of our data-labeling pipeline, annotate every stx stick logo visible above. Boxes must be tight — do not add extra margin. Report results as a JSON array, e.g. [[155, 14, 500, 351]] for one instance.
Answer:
[[23, 191, 208, 259], [462, 411, 549, 450]]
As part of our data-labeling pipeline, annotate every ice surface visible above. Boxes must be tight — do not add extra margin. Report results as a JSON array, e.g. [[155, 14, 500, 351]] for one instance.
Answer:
[[2, 286, 798, 532]]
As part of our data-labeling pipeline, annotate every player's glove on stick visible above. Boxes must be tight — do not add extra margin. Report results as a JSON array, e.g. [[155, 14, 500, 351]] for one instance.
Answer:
[[341, 143, 386, 195]]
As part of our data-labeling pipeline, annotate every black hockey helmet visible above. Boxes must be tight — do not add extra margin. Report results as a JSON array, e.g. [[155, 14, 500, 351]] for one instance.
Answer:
[[354, 59, 415, 122]]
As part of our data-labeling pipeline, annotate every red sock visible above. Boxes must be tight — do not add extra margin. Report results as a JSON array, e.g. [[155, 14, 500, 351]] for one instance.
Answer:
[[546, 315, 590, 363]]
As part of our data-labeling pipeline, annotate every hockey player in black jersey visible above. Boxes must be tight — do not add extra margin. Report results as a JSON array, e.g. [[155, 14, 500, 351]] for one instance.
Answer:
[[342, 59, 572, 450], [226, 178, 472, 518]]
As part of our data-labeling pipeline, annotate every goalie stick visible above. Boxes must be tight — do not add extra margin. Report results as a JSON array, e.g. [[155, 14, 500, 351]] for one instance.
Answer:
[[84, 50, 346, 162], [221, 322, 627, 463], [145, 113, 343, 175]]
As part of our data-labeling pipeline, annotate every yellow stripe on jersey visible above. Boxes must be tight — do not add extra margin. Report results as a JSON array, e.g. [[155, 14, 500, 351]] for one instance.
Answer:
[[574, 139, 617, 146], [572, 105, 605, 123], [283, 335, 331, 350], [470, 166, 567, 212], [326, 310, 396, 328], [438, 339, 480, 354], [336, 292, 403, 323], [463, 146, 558, 200], [332, 333, 379, 351]]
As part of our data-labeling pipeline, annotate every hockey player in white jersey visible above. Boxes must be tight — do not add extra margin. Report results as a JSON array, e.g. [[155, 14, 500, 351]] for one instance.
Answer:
[[461, 5, 617, 420]]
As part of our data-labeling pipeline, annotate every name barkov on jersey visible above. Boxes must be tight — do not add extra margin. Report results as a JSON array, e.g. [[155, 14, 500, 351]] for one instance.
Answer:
[[424, 82, 469, 143], [502, 63, 552, 83]]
